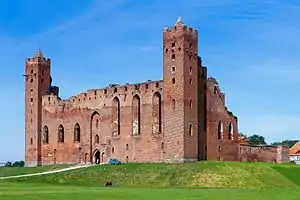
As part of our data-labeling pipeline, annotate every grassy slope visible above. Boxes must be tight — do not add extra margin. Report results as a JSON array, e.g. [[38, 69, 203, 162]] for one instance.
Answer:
[[272, 165, 300, 186], [4, 161, 300, 189], [0, 182, 300, 200], [0, 164, 73, 177]]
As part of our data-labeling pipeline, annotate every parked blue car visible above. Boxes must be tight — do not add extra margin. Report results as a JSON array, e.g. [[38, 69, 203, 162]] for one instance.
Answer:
[[108, 159, 121, 165]]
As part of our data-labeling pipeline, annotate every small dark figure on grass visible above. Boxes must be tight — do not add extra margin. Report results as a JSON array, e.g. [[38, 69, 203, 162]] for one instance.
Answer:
[[105, 181, 113, 187]]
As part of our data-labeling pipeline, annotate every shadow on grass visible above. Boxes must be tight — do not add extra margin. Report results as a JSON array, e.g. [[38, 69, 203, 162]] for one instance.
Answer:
[[272, 165, 300, 186]]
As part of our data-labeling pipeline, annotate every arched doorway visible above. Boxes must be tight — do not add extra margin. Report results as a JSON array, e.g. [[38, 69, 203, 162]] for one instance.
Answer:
[[102, 152, 105, 163], [94, 150, 101, 164], [84, 153, 88, 164]]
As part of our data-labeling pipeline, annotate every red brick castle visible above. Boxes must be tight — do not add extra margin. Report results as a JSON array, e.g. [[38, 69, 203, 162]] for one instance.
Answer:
[[24, 18, 244, 166]]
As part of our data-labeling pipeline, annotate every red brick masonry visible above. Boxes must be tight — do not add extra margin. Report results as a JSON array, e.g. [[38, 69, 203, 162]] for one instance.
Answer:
[[24, 18, 289, 166], [239, 144, 289, 163]]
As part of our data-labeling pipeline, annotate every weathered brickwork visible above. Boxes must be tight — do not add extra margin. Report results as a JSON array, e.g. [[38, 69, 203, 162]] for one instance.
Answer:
[[239, 144, 289, 163], [24, 18, 245, 166]]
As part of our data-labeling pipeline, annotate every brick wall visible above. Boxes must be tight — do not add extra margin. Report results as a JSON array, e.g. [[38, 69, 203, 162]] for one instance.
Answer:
[[276, 145, 290, 163], [25, 19, 244, 166], [31, 81, 165, 165], [205, 78, 239, 161], [239, 144, 289, 163]]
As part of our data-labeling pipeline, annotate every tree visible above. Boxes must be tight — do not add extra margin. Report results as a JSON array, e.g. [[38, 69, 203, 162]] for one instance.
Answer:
[[12, 161, 25, 167], [4, 161, 25, 167], [271, 140, 298, 148], [19, 160, 25, 167], [238, 133, 247, 137], [247, 134, 267, 145]]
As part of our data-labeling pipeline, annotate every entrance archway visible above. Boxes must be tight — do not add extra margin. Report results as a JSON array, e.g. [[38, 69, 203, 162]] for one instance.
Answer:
[[94, 150, 101, 164], [84, 153, 88, 164]]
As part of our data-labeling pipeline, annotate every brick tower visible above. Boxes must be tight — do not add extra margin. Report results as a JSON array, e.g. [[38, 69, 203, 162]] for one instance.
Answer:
[[24, 50, 51, 166], [163, 17, 200, 162]]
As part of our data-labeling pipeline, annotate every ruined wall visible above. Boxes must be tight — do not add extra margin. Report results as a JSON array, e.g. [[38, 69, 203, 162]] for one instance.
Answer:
[[40, 81, 164, 164], [25, 19, 242, 166], [205, 77, 239, 161], [276, 145, 290, 163], [239, 144, 289, 163], [39, 74, 240, 165]]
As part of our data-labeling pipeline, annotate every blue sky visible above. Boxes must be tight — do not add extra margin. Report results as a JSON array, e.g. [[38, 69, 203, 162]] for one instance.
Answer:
[[0, 0, 299, 162]]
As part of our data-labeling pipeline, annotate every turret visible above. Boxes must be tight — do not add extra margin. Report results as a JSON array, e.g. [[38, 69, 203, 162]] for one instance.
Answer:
[[163, 17, 201, 162], [24, 50, 51, 166]]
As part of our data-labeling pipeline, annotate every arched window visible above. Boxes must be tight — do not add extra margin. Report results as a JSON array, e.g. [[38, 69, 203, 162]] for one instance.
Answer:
[[152, 92, 162, 134], [58, 124, 64, 143], [96, 119, 99, 129], [172, 99, 176, 109], [217, 121, 223, 140], [112, 97, 120, 136], [228, 122, 234, 140], [132, 94, 141, 135], [112, 147, 115, 154], [95, 134, 100, 144], [91, 111, 100, 130], [74, 123, 80, 142], [189, 124, 193, 136], [91, 112, 100, 147], [43, 125, 49, 144]]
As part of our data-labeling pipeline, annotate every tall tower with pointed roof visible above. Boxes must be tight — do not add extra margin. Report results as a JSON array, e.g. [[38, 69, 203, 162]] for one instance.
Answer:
[[24, 50, 51, 166], [163, 17, 201, 162]]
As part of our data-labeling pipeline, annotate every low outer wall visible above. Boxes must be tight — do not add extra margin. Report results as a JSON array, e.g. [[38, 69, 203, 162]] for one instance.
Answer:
[[239, 144, 289, 163]]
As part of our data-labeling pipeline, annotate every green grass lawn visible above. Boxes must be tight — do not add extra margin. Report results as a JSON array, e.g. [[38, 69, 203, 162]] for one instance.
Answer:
[[0, 164, 73, 177], [1, 161, 300, 199], [4, 161, 300, 189], [0, 182, 300, 200]]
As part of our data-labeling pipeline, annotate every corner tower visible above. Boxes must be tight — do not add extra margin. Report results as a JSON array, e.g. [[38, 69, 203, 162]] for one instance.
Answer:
[[24, 50, 51, 166], [163, 17, 200, 162]]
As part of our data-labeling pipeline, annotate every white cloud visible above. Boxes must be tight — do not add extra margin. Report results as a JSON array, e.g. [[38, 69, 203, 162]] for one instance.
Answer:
[[15, 0, 129, 50]]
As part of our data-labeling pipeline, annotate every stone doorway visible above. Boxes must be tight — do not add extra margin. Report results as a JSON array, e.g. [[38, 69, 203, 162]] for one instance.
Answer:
[[94, 150, 101, 164]]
